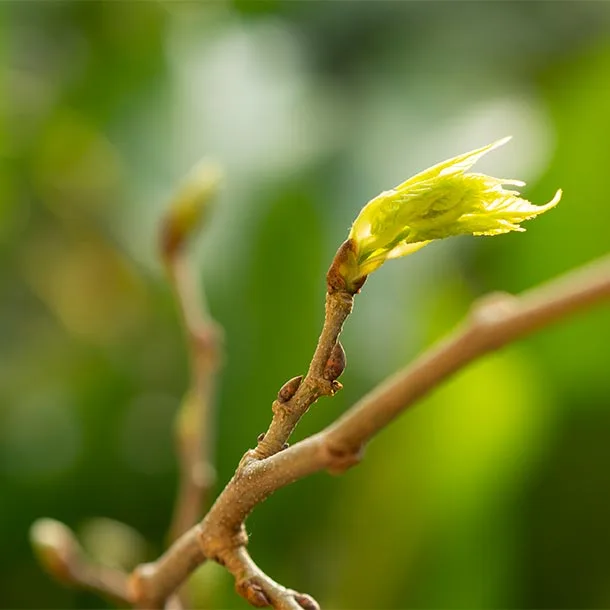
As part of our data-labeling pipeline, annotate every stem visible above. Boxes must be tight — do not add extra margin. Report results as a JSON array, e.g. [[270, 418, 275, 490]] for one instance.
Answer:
[[30, 519, 132, 606], [253, 289, 353, 459], [131, 254, 610, 608], [165, 248, 220, 542]]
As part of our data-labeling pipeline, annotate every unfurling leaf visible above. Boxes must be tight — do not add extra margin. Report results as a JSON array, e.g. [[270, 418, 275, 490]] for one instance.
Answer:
[[334, 137, 561, 292]]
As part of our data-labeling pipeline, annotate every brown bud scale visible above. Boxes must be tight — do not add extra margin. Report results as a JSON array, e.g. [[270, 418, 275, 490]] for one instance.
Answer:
[[294, 592, 321, 610], [236, 579, 270, 608], [323, 341, 346, 381], [277, 375, 303, 403]]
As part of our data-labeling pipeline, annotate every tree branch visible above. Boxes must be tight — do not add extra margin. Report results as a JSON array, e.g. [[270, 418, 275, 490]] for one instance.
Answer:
[[321, 253, 610, 455], [222, 546, 319, 610], [130, 528, 205, 609], [164, 248, 220, 542], [30, 519, 131, 606], [252, 289, 352, 459], [132, 254, 610, 608], [158, 162, 223, 543], [155, 163, 222, 608], [250, 240, 367, 461]]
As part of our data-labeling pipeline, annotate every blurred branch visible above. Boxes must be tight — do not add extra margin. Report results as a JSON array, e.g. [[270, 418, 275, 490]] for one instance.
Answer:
[[164, 250, 220, 542], [30, 519, 131, 605], [131, 254, 610, 609], [159, 161, 223, 543]]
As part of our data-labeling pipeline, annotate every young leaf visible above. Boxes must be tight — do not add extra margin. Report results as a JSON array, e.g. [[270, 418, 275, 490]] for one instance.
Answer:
[[337, 137, 561, 292]]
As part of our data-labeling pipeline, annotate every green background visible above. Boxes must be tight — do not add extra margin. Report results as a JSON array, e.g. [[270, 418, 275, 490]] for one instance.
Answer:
[[2, 1, 610, 608]]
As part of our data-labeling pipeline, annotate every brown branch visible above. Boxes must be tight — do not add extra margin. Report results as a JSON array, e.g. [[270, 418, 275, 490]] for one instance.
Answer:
[[32, 163, 222, 610], [158, 161, 223, 543], [251, 240, 365, 461], [321, 254, 610, 454], [164, 249, 220, 542], [156, 163, 222, 609], [129, 245, 357, 609], [252, 289, 352, 459], [129, 528, 205, 609], [131, 254, 610, 609], [222, 546, 319, 610], [30, 519, 131, 605]]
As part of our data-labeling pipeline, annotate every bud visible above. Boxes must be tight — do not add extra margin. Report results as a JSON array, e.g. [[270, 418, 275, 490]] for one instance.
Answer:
[[293, 592, 321, 610], [160, 160, 223, 257], [323, 341, 346, 381], [30, 519, 81, 581], [338, 137, 561, 289], [236, 578, 270, 608], [277, 375, 303, 403]]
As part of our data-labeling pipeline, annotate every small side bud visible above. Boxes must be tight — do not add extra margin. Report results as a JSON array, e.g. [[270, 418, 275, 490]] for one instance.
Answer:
[[236, 579, 270, 608], [160, 160, 223, 258], [325, 443, 364, 475], [277, 375, 303, 403], [293, 592, 321, 610], [30, 519, 82, 581], [323, 341, 346, 382]]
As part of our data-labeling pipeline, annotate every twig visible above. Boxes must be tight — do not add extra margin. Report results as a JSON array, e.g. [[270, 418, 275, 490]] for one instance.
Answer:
[[30, 519, 131, 605], [129, 244, 358, 609], [158, 162, 223, 543], [156, 163, 222, 610], [321, 254, 610, 455], [250, 241, 365, 462], [130, 254, 610, 608], [222, 547, 319, 610], [252, 289, 352, 459], [164, 249, 220, 542], [129, 528, 205, 609]]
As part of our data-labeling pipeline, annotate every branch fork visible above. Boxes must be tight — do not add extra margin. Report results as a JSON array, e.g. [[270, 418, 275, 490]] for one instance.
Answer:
[[33, 230, 610, 610]]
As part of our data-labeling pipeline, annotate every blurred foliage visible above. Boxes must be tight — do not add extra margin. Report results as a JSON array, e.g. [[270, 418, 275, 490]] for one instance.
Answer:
[[2, 2, 610, 609]]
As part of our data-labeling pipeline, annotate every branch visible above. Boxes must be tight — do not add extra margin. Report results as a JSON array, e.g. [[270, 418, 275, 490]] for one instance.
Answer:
[[252, 289, 352, 459], [322, 253, 610, 454], [30, 519, 131, 605], [129, 244, 358, 609], [159, 162, 223, 543], [250, 240, 368, 461], [131, 254, 610, 608], [164, 248, 220, 542], [222, 547, 319, 610], [130, 528, 205, 609]]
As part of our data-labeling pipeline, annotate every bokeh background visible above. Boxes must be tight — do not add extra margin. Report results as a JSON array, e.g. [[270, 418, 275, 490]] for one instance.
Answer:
[[3, 1, 610, 608]]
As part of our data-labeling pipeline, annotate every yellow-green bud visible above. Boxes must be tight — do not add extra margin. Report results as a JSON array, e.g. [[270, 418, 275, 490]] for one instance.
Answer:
[[160, 160, 223, 257], [342, 137, 561, 288]]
